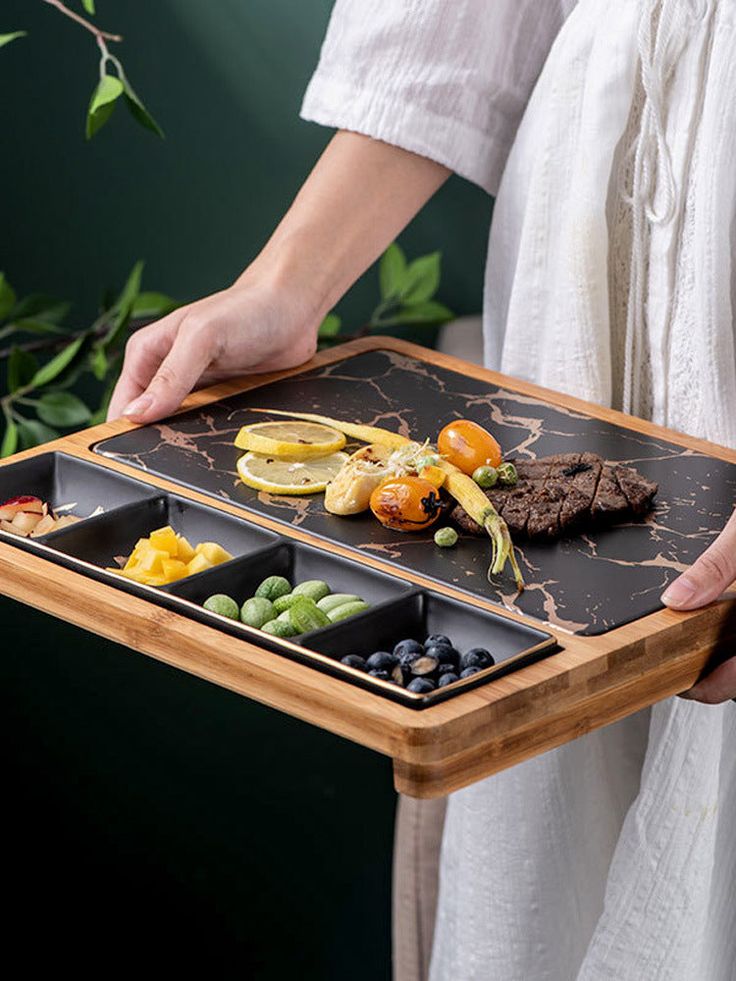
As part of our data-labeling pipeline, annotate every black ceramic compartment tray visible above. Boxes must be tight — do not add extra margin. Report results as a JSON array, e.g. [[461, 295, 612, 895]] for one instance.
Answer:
[[0, 451, 556, 707], [93, 349, 736, 636]]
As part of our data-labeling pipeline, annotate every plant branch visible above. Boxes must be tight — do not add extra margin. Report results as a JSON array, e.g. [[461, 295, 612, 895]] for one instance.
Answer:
[[0, 316, 150, 361], [41, 0, 122, 43]]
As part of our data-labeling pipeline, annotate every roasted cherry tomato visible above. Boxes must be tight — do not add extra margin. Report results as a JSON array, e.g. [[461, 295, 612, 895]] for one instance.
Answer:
[[437, 420, 502, 475], [370, 476, 443, 532]]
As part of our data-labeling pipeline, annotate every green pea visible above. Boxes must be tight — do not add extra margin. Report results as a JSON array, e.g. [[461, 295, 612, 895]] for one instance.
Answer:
[[434, 527, 459, 548], [497, 462, 518, 486], [472, 465, 498, 489]]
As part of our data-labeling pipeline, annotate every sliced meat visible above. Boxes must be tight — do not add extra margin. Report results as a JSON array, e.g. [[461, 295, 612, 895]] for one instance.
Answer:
[[591, 465, 629, 520], [559, 455, 602, 531], [450, 453, 657, 540], [613, 465, 659, 514]]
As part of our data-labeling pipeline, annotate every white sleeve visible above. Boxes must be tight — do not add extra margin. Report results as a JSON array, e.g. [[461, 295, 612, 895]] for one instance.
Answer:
[[301, 0, 577, 195]]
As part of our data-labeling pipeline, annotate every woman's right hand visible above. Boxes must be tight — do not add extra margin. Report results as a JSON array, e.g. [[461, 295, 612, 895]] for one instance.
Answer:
[[107, 131, 451, 424], [107, 274, 321, 423]]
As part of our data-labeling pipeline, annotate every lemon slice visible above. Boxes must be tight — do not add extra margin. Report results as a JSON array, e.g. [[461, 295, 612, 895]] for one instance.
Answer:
[[237, 451, 349, 495], [234, 421, 346, 459]]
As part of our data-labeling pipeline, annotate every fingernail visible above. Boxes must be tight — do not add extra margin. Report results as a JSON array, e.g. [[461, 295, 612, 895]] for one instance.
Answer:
[[123, 394, 154, 418], [662, 576, 697, 607]]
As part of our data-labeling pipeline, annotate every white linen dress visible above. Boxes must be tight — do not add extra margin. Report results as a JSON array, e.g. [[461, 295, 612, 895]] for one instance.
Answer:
[[302, 1, 736, 978]]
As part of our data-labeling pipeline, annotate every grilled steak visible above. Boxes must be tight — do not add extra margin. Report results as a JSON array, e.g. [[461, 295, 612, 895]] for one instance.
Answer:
[[451, 453, 658, 540]]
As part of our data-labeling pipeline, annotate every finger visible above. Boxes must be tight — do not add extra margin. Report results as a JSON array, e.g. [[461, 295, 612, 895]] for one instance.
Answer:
[[122, 318, 219, 423], [680, 655, 736, 704], [662, 509, 736, 610], [107, 312, 183, 420]]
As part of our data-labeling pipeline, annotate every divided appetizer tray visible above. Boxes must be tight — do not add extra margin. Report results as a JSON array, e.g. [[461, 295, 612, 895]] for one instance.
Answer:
[[2, 338, 736, 798]]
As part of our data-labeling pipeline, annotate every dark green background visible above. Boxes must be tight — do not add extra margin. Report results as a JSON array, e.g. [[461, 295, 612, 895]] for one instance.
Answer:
[[2, 2, 492, 976]]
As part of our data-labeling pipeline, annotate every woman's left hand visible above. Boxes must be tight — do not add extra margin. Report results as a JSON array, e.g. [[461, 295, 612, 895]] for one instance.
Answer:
[[662, 508, 736, 702]]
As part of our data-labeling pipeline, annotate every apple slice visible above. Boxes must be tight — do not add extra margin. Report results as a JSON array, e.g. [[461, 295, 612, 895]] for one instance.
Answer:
[[0, 495, 44, 521], [52, 514, 80, 532], [30, 513, 57, 537], [11, 510, 44, 535]]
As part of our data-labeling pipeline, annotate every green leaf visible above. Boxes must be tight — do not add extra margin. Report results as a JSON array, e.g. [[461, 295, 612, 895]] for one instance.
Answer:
[[36, 391, 92, 428], [17, 419, 60, 450], [100, 260, 144, 351], [90, 345, 109, 380], [7, 346, 39, 392], [123, 83, 164, 139], [318, 313, 341, 338], [86, 74, 124, 140], [13, 318, 65, 336], [9, 295, 69, 323], [386, 301, 454, 326], [379, 243, 408, 301], [0, 31, 27, 49], [400, 252, 441, 305], [28, 334, 86, 389], [132, 291, 179, 319], [0, 273, 17, 321], [82, 0, 96, 14], [1, 420, 18, 458]]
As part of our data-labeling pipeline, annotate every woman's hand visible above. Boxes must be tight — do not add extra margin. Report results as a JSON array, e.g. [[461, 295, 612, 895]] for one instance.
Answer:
[[108, 131, 450, 425], [107, 277, 320, 423], [662, 508, 736, 702]]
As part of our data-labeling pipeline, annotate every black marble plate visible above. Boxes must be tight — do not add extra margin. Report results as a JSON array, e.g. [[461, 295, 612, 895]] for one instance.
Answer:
[[95, 349, 736, 635]]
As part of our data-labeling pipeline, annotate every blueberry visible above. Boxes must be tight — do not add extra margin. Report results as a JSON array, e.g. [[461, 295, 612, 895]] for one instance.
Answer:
[[461, 648, 495, 670], [460, 666, 482, 678], [407, 677, 436, 694], [341, 654, 367, 671], [436, 661, 458, 676], [366, 650, 399, 671], [425, 634, 451, 648], [393, 639, 423, 660], [369, 669, 391, 681], [426, 644, 459, 665], [391, 663, 411, 687], [411, 654, 439, 677], [438, 672, 460, 687]]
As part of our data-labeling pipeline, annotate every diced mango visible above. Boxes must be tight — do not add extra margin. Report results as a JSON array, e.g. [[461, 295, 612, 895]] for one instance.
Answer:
[[186, 553, 214, 577], [137, 546, 169, 574], [149, 525, 179, 556], [194, 541, 233, 566], [145, 575, 167, 587], [175, 534, 195, 563], [118, 567, 151, 584], [162, 558, 187, 582]]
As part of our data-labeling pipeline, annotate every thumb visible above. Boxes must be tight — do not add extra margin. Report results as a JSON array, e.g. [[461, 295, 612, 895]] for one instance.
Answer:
[[662, 511, 736, 610], [123, 322, 217, 424]]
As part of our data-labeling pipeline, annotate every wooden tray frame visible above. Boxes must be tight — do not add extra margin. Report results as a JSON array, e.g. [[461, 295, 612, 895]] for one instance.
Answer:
[[2, 337, 735, 799]]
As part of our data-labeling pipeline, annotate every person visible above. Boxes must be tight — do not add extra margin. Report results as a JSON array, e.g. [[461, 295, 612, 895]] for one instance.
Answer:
[[108, 1, 736, 978]]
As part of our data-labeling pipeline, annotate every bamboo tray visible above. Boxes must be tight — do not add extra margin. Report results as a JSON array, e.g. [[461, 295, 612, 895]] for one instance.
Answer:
[[2, 337, 735, 798]]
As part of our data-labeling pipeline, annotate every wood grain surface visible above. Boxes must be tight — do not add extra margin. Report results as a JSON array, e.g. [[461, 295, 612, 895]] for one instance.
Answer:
[[2, 337, 734, 798]]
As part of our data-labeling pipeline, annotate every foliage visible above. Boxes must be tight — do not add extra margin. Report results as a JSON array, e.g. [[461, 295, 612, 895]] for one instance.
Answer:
[[2, 1, 162, 140], [0, 266, 178, 456], [318, 243, 454, 343]]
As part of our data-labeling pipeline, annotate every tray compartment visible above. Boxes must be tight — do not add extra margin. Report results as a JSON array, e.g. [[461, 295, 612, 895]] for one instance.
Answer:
[[165, 538, 413, 611], [36, 494, 280, 574], [0, 452, 159, 526], [304, 590, 557, 705]]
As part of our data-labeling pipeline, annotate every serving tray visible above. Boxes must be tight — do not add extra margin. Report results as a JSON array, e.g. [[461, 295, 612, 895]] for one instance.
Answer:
[[1, 337, 735, 798]]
